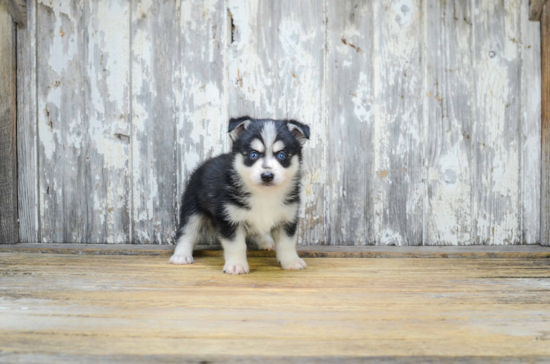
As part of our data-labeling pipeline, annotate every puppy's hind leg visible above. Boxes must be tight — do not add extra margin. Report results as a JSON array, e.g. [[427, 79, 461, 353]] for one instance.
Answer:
[[170, 214, 203, 265]]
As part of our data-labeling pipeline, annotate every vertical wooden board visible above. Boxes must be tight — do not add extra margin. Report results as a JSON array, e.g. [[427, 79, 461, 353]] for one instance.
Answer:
[[521, 0, 542, 244], [84, 0, 131, 243], [542, 4, 550, 246], [325, 0, 374, 245], [423, 1, 474, 245], [17, 0, 39, 243], [37, 0, 130, 243], [227, 0, 326, 244], [36, 0, 86, 242], [372, 0, 424, 246], [472, 1, 521, 245], [131, 0, 180, 244], [176, 0, 228, 245], [0, 1, 17, 244]]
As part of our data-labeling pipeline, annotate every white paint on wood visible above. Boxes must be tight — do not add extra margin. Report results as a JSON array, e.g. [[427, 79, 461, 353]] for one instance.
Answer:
[[423, 0, 474, 245], [176, 0, 228, 246], [325, 0, 374, 245], [14, 0, 543, 245], [473, 0, 522, 245], [372, 0, 424, 246], [36, 0, 130, 243], [86, 0, 131, 243]]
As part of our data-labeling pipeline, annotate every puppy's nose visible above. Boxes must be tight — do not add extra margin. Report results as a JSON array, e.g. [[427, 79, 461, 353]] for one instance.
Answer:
[[261, 172, 274, 182]]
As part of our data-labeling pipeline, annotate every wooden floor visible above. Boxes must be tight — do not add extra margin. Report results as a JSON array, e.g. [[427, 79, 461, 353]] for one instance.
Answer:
[[1, 248, 550, 363]]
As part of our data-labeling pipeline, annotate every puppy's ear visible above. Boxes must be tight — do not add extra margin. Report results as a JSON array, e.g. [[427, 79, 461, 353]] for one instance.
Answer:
[[228, 116, 253, 141], [287, 120, 310, 145]]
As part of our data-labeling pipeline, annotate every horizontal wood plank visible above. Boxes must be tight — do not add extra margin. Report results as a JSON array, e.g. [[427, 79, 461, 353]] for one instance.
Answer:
[[0, 243, 549, 259], [0, 252, 549, 360]]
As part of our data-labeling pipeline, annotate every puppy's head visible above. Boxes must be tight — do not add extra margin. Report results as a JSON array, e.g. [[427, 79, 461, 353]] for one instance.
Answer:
[[228, 116, 310, 189]]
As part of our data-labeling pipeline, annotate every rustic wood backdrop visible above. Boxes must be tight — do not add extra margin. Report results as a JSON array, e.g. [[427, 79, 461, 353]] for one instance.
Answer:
[[14, 0, 542, 245]]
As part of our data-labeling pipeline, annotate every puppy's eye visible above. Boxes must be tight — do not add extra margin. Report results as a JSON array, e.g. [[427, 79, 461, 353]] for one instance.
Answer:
[[276, 151, 286, 161], [249, 151, 259, 160]]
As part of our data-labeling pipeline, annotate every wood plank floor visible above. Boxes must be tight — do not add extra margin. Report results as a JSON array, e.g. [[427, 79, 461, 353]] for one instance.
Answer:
[[1, 251, 550, 363]]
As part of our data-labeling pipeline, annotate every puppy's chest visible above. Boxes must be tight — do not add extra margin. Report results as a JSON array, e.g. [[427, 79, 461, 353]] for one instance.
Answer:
[[226, 194, 297, 233]]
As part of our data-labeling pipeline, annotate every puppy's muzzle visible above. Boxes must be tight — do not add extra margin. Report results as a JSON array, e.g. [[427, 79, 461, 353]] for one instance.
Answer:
[[261, 172, 274, 183]]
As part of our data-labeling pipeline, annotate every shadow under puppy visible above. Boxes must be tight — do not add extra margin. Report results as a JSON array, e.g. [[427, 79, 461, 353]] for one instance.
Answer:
[[170, 116, 310, 274]]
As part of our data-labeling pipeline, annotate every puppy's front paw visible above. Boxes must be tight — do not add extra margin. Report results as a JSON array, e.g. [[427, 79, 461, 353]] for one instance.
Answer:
[[280, 257, 307, 270], [223, 261, 250, 275], [169, 254, 195, 265]]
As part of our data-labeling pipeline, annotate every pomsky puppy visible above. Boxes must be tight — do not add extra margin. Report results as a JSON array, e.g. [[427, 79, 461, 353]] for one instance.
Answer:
[[170, 116, 310, 274]]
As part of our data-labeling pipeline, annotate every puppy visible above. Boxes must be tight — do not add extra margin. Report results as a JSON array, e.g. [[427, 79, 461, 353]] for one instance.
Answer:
[[170, 116, 310, 274]]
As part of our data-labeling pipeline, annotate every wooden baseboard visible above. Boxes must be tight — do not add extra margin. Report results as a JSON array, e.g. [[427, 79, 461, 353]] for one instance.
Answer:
[[1, 243, 549, 259]]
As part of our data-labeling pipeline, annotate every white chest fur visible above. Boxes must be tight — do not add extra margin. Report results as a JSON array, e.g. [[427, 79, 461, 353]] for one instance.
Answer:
[[224, 188, 298, 235]]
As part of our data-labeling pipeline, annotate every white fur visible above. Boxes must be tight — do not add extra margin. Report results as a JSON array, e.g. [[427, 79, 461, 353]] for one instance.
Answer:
[[273, 140, 285, 152], [170, 215, 203, 265], [274, 226, 306, 270], [221, 227, 249, 275], [251, 138, 264, 153], [261, 121, 277, 149], [229, 154, 299, 235]]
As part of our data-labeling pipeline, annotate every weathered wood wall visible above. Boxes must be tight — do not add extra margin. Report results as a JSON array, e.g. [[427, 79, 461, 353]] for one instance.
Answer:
[[0, 1, 18, 244], [14, 0, 543, 246]]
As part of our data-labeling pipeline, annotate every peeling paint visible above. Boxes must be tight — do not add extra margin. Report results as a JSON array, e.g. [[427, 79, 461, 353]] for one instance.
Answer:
[[28, 0, 541, 246]]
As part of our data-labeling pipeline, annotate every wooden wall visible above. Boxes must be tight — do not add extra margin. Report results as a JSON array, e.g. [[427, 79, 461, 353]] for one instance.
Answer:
[[13, 0, 543, 246], [0, 1, 18, 244]]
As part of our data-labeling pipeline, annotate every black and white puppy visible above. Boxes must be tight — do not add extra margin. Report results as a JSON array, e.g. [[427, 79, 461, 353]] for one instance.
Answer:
[[170, 116, 310, 274]]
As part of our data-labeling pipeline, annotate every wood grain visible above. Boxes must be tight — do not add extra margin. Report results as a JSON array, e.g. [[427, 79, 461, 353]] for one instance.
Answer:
[[530, 0, 547, 21], [543, 3, 550, 246], [1, 252, 550, 360], [522, 0, 543, 244], [36, 0, 130, 243], [424, 0, 474, 245], [0, 1, 18, 244], [16, 0, 38, 243], [472, 1, 522, 245], [5, 0, 26, 28], [325, 0, 374, 246], [176, 0, 228, 246], [131, 0, 180, 244], [84, 0, 131, 243], [1, 243, 550, 259], [36, 0, 84, 243], [372, 0, 424, 246], [14, 0, 544, 246]]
